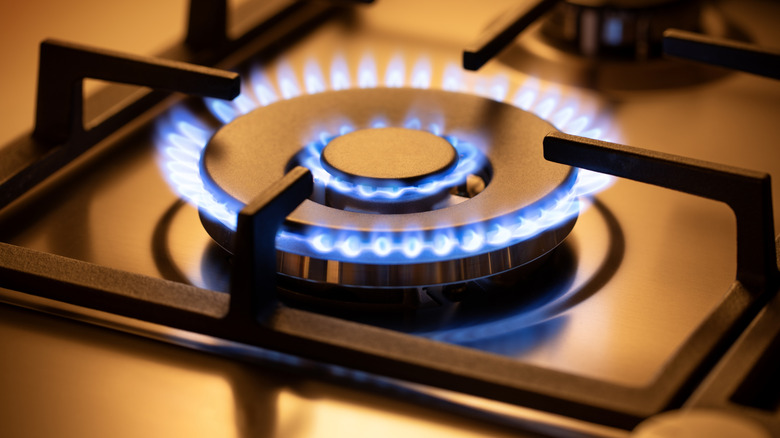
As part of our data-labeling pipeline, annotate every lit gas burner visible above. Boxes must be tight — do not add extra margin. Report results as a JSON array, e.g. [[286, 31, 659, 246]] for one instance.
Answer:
[[202, 88, 577, 285], [500, 0, 748, 89], [155, 54, 613, 306]]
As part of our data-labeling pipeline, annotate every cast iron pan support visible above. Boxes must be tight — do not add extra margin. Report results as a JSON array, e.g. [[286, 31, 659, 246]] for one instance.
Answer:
[[463, 0, 559, 71], [185, 0, 375, 52], [544, 131, 780, 293], [2, 0, 340, 210], [0, 39, 240, 210], [663, 29, 780, 80], [186, 0, 228, 51], [229, 166, 313, 323], [33, 39, 240, 145]]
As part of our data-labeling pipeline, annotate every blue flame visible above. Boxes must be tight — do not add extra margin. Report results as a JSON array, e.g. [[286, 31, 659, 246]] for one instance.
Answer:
[[304, 59, 327, 94], [330, 54, 351, 90], [512, 77, 539, 111], [442, 63, 464, 92], [385, 54, 405, 88], [473, 75, 509, 102], [358, 53, 378, 88], [274, 178, 587, 264], [155, 107, 237, 229], [411, 57, 432, 89], [156, 54, 615, 263], [276, 61, 302, 99], [250, 68, 279, 106]]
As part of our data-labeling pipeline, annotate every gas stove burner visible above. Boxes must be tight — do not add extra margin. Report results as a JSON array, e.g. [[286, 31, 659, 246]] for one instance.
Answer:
[[500, 0, 748, 89], [156, 54, 614, 295], [199, 88, 579, 288]]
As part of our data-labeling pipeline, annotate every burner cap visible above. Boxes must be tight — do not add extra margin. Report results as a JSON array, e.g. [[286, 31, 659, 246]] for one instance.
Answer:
[[321, 127, 458, 187]]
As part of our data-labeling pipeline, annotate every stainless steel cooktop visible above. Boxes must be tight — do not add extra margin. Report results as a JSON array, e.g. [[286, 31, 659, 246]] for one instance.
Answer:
[[0, 1, 779, 437]]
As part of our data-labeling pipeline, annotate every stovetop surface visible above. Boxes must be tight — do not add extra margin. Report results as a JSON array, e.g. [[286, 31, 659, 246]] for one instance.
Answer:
[[0, 1, 779, 437]]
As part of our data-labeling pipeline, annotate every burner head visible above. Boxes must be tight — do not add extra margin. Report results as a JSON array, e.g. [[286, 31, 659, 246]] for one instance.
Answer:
[[198, 88, 578, 293]]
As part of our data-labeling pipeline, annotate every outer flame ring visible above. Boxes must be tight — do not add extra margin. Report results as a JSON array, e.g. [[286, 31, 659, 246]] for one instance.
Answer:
[[155, 54, 615, 287]]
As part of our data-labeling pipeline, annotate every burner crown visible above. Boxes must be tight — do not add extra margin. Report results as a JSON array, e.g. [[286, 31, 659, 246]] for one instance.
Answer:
[[320, 127, 458, 187]]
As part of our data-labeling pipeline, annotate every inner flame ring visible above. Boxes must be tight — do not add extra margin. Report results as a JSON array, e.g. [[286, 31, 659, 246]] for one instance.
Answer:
[[299, 128, 483, 202]]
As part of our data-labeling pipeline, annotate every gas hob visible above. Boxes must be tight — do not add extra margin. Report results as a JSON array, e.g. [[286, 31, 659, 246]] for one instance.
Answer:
[[1, 1, 779, 437]]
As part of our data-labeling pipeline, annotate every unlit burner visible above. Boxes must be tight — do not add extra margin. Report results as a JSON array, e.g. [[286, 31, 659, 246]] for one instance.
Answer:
[[546, 0, 703, 59], [501, 0, 747, 89], [198, 88, 579, 291]]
